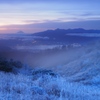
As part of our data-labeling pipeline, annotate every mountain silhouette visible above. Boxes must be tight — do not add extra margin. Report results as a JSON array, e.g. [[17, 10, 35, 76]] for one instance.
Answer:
[[32, 28, 100, 39], [31, 28, 100, 44], [16, 31, 25, 34], [33, 28, 100, 37]]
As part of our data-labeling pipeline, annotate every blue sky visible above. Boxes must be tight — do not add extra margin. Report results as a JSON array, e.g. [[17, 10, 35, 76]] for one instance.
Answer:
[[0, 0, 100, 33]]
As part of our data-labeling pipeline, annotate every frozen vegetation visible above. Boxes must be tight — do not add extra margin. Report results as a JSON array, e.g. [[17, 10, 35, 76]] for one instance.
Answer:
[[0, 40, 100, 100]]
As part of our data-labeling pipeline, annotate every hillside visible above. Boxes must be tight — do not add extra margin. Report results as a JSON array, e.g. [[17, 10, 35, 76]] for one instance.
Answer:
[[0, 40, 100, 100]]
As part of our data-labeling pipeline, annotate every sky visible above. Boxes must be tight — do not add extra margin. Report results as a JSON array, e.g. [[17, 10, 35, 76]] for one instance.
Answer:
[[0, 0, 100, 34]]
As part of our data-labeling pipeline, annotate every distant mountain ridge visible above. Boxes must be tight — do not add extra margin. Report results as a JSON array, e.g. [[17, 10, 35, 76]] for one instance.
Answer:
[[31, 28, 100, 44], [33, 28, 100, 37]]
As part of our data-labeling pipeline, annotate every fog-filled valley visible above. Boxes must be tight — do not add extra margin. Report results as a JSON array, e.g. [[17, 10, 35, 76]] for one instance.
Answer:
[[0, 32, 100, 100]]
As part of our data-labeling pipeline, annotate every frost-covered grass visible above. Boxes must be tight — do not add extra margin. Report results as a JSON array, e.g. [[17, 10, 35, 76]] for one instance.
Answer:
[[0, 69, 100, 100], [1, 40, 100, 100]]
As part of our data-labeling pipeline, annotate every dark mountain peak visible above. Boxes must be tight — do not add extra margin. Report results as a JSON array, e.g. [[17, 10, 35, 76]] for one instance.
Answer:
[[55, 28, 65, 31], [55, 28, 60, 30], [17, 31, 25, 34], [75, 28, 85, 30]]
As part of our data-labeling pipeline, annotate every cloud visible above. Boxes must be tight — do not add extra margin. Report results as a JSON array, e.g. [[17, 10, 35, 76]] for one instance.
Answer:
[[80, 13, 94, 16], [0, 0, 68, 4], [0, 0, 100, 33], [0, 19, 100, 34]]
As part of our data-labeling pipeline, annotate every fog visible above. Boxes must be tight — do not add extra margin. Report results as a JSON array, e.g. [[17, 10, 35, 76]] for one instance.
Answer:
[[0, 34, 81, 66], [0, 34, 99, 74], [1, 34, 100, 99]]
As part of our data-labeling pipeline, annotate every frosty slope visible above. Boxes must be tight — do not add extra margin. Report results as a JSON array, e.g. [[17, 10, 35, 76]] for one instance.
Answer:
[[0, 40, 100, 100]]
